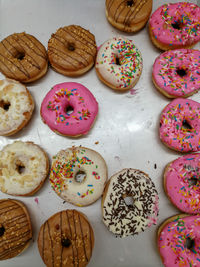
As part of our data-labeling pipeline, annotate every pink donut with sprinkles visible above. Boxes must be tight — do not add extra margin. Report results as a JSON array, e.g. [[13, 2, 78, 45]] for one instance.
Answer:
[[149, 2, 200, 50], [159, 98, 200, 152], [95, 37, 143, 90], [164, 153, 200, 214], [40, 82, 98, 137], [153, 49, 200, 98]]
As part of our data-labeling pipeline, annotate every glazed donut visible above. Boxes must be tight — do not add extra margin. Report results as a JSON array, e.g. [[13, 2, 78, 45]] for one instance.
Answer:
[[95, 37, 143, 90], [40, 82, 98, 137], [105, 0, 152, 32], [149, 2, 200, 51], [102, 168, 159, 237], [0, 79, 34, 136], [0, 141, 49, 196], [0, 32, 48, 83], [159, 98, 200, 152], [50, 147, 107, 206], [48, 25, 97, 77], [38, 209, 94, 267], [153, 49, 200, 98], [164, 153, 200, 214], [0, 199, 32, 260], [158, 214, 200, 267]]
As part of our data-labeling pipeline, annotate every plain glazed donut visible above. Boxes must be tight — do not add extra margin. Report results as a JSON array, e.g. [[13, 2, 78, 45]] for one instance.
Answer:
[[48, 25, 97, 77], [95, 37, 143, 90], [0, 141, 49, 196], [40, 82, 98, 137], [102, 168, 159, 237], [37, 209, 94, 267], [164, 153, 200, 214], [158, 214, 200, 267], [149, 2, 200, 51], [50, 147, 107, 206], [105, 0, 152, 32], [0, 199, 32, 260], [153, 49, 200, 98], [0, 79, 34, 136], [0, 32, 48, 83], [159, 98, 200, 152]]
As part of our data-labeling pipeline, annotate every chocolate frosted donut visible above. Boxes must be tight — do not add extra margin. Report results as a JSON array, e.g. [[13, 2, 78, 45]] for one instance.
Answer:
[[38, 209, 94, 267], [102, 168, 159, 237]]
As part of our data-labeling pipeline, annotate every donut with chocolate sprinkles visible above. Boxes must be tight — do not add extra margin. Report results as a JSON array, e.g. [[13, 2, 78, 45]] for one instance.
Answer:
[[102, 168, 159, 237]]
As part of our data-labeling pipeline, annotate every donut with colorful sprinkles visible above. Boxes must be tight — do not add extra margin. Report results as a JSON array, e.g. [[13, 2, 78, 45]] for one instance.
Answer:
[[164, 153, 200, 214], [50, 147, 108, 206], [102, 168, 159, 237], [158, 214, 200, 267], [149, 2, 200, 51], [40, 82, 98, 137], [159, 98, 200, 152], [153, 49, 200, 98], [95, 37, 143, 91]]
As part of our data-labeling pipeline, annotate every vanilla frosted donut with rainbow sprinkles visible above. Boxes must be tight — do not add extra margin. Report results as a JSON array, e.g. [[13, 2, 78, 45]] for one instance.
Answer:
[[95, 37, 142, 90], [50, 147, 108, 206]]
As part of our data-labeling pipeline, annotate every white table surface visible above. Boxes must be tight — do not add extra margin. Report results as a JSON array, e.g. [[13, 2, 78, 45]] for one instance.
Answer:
[[0, 0, 200, 266]]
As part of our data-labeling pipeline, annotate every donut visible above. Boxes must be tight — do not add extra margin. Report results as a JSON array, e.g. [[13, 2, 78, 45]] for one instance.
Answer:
[[0, 141, 49, 196], [0, 32, 48, 83], [48, 25, 97, 77], [153, 49, 200, 98], [105, 0, 152, 32], [0, 79, 34, 136], [0, 199, 32, 260], [102, 168, 159, 237], [164, 153, 200, 214], [149, 2, 200, 51], [157, 214, 200, 267], [50, 146, 107, 206], [159, 98, 200, 152], [40, 82, 98, 137], [95, 37, 143, 90], [37, 209, 94, 267]]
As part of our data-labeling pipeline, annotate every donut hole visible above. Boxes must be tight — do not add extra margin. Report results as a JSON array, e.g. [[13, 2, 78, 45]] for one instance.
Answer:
[[15, 160, 25, 174], [123, 195, 134, 207], [182, 120, 193, 131], [171, 21, 183, 30], [126, 0, 135, 7], [75, 170, 86, 183], [61, 238, 71, 248], [15, 51, 25, 61], [0, 226, 5, 237], [0, 100, 10, 111], [65, 105, 74, 115], [115, 55, 121, 66], [185, 237, 195, 251], [188, 177, 198, 187], [67, 42, 75, 52], [176, 68, 187, 77]]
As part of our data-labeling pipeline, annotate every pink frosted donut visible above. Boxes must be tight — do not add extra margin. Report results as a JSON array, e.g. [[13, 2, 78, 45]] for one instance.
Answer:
[[40, 82, 98, 137], [164, 153, 200, 214], [149, 2, 200, 50], [158, 215, 200, 267], [159, 98, 200, 152], [153, 49, 200, 98]]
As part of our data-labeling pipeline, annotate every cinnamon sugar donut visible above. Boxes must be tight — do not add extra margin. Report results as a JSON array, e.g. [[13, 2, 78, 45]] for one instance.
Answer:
[[0, 32, 48, 83], [0, 199, 32, 260], [38, 209, 94, 267], [0, 79, 34, 136], [48, 25, 97, 77]]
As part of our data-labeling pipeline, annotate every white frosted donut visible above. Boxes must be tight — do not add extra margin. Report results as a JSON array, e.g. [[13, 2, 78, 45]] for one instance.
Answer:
[[102, 168, 159, 237], [0, 141, 49, 196], [50, 146, 108, 206], [95, 37, 143, 90], [0, 79, 34, 136]]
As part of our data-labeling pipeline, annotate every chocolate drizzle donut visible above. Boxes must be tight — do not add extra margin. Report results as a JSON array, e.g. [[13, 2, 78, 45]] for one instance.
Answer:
[[102, 168, 159, 237], [38, 209, 94, 267]]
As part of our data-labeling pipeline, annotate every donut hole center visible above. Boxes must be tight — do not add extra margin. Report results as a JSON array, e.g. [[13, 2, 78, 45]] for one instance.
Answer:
[[67, 42, 75, 52], [188, 177, 198, 187], [176, 68, 187, 77], [115, 55, 121, 66], [126, 0, 134, 7], [0, 100, 10, 111], [65, 105, 74, 115], [123, 195, 134, 207], [0, 226, 5, 237], [15, 160, 25, 174], [171, 21, 183, 30], [75, 170, 86, 183], [185, 237, 195, 251], [15, 51, 25, 61], [182, 120, 192, 131], [61, 238, 71, 248]]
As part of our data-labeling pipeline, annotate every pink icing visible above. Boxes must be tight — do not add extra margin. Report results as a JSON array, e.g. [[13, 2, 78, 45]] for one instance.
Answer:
[[165, 154, 200, 214], [40, 82, 98, 136], [153, 49, 200, 97], [149, 2, 200, 47], [158, 215, 200, 266], [159, 98, 200, 152]]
